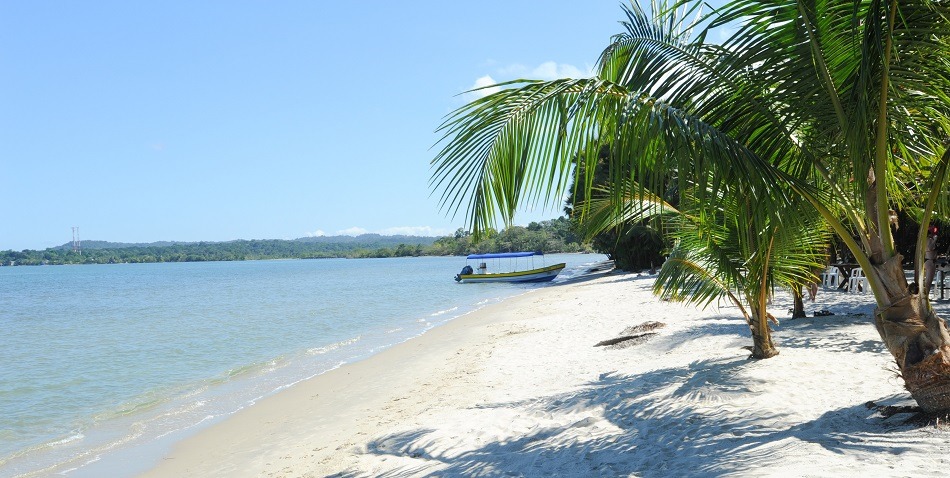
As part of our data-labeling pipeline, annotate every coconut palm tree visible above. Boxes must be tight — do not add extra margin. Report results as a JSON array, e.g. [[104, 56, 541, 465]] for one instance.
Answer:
[[580, 174, 830, 358], [431, 0, 950, 413], [660, 190, 831, 358], [701, 0, 950, 414]]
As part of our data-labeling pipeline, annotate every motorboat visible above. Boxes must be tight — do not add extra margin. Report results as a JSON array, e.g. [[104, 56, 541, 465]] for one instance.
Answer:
[[454, 252, 565, 283]]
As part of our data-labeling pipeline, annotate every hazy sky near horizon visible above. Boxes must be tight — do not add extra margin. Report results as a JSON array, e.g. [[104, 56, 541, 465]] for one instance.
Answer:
[[1, 1, 720, 251]]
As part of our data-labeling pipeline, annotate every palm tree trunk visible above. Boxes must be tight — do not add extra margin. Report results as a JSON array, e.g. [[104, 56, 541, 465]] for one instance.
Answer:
[[748, 306, 779, 359], [792, 287, 807, 319], [746, 230, 779, 359], [869, 256, 950, 414]]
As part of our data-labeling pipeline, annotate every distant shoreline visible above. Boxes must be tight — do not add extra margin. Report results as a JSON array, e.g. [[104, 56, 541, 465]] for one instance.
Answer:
[[1, 219, 591, 266]]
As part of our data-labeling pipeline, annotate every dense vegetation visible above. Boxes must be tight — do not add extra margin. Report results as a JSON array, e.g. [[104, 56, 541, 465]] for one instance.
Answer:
[[565, 145, 669, 272], [428, 218, 585, 257], [0, 219, 588, 266]]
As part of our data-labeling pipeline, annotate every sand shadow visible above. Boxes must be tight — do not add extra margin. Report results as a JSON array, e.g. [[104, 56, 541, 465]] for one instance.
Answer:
[[339, 357, 925, 477], [663, 309, 888, 356], [659, 315, 752, 349], [776, 314, 888, 355]]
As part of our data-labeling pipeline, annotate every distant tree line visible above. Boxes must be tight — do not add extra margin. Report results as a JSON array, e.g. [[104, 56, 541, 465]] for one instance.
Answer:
[[0, 220, 590, 266], [421, 217, 587, 257]]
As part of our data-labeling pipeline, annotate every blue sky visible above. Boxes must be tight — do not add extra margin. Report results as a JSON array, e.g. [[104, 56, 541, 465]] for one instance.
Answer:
[[1, 1, 700, 251]]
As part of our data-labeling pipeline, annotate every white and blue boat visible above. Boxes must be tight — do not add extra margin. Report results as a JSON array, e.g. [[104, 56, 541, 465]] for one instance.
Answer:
[[454, 252, 566, 283]]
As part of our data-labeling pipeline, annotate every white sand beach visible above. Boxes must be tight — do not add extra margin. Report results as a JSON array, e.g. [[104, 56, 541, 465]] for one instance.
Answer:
[[141, 271, 950, 477]]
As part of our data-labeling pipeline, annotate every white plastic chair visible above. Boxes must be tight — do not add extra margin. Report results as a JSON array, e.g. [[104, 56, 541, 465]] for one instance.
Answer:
[[848, 267, 867, 293], [821, 266, 839, 288]]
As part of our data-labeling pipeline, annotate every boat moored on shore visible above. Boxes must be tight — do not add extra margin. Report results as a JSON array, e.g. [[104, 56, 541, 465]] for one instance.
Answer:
[[454, 252, 566, 283]]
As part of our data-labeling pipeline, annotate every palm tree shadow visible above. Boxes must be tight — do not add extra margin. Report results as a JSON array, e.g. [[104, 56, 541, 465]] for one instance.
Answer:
[[336, 358, 924, 477], [777, 314, 888, 354]]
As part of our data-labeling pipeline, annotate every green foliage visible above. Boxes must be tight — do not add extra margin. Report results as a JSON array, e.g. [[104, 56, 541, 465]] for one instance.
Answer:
[[0, 220, 588, 266], [565, 145, 670, 271], [655, 189, 831, 316], [423, 217, 587, 257]]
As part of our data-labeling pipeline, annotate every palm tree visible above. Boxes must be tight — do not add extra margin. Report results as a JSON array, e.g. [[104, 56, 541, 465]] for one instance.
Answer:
[[581, 175, 829, 358], [431, 0, 950, 413], [661, 191, 830, 358], [702, 0, 950, 414]]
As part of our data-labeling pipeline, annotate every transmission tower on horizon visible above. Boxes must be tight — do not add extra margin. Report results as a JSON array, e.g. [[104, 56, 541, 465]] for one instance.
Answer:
[[72, 226, 81, 255]]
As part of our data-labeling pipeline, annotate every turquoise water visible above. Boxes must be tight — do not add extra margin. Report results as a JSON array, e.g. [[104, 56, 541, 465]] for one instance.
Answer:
[[0, 254, 605, 477]]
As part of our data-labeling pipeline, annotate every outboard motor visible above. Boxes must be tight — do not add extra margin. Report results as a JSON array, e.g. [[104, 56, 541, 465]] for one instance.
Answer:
[[455, 265, 474, 282]]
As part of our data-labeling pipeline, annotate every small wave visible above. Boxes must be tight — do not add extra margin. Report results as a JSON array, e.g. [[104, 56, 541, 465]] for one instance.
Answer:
[[48, 433, 84, 447], [0, 430, 87, 467], [214, 356, 291, 384], [386, 328, 403, 334], [181, 386, 210, 399], [154, 399, 207, 422], [262, 359, 289, 374], [152, 409, 209, 440], [4, 421, 143, 477], [93, 392, 174, 422], [429, 306, 458, 317], [306, 336, 361, 356], [274, 360, 348, 394]]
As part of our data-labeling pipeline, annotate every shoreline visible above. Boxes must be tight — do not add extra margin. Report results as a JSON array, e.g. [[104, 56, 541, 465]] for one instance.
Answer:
[[137, 277, 558, 477], [5, 255, 605, 478], [139, 271, 949, 476], [136, 271, 622, 477]]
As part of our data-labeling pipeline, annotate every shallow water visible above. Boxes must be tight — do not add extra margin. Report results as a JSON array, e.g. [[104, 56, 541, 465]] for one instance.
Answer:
[[0, 254, 605, 477]]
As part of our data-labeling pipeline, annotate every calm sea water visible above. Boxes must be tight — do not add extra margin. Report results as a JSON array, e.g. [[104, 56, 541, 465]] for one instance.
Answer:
[[0, 254, 606, 477]]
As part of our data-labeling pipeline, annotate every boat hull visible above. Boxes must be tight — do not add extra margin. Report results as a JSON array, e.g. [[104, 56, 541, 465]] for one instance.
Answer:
[[455, 263, 566, 283]]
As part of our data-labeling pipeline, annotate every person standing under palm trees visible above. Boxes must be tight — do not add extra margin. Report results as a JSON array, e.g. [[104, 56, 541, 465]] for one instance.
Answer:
[[924, 225, 938, 295]]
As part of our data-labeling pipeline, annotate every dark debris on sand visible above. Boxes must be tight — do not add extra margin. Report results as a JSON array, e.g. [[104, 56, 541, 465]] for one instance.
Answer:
[[865, 400, 950, 428], [594, 321, 666, 350]]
